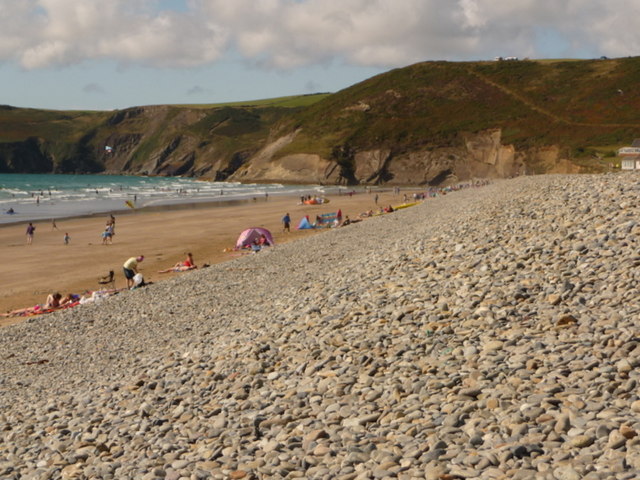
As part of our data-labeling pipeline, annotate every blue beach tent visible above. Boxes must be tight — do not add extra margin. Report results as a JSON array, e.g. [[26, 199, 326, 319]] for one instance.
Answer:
[[297, 216, 314, 230]]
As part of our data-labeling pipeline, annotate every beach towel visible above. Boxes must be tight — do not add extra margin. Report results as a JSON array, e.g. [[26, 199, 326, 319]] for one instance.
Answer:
[[315, 212, 340, 228]]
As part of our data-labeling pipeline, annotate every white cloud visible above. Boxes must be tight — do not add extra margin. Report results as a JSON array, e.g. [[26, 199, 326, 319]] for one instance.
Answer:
[[1, 0, 228, 69], [0, 0, 638, 71]]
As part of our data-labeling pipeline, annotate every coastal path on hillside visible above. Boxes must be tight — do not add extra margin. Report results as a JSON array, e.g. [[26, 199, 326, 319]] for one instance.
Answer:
[[467, 66, 640, 129]]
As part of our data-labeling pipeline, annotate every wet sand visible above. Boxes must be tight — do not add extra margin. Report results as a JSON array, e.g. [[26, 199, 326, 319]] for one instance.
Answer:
[[0, 190, 404, 327]]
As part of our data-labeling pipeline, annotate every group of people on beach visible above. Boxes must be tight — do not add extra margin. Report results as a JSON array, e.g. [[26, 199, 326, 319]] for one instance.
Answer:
[[7, 209, 200, 317], [1, 292, 80, 317], [106, 252, 198, 291], [3, 251, 197, 317], [125, 252, 199, 286], [8, 180, 493, 318], [24, 214, 117, 246], [24, 215, 117, 246]]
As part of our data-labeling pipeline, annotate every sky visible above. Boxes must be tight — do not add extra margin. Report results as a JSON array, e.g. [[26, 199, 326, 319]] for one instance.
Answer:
[[1, 0, 638, 111]]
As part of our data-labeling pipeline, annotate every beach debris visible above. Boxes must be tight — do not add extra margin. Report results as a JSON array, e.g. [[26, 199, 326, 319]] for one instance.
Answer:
[[23, 359, 49, 366], [556, 314, 578, 327]]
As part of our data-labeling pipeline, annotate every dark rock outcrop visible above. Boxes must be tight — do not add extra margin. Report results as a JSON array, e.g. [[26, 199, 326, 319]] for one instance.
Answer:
[[0, 138, 53, 173]]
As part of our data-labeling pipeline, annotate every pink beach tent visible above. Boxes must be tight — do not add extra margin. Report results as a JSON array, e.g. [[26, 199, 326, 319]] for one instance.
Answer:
[[235, 227, 275, 249]]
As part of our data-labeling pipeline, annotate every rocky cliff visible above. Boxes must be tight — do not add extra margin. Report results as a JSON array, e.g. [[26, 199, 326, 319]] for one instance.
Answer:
[[0, 108, 596, 185], [227, 128, 568, 185], [94, 115, 563, 186]]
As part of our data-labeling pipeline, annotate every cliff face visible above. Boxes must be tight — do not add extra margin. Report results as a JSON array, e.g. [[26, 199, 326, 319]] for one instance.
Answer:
[[227, 128, 550, 185], [0, 112, 587, 185], [90, 105, 284, 180]]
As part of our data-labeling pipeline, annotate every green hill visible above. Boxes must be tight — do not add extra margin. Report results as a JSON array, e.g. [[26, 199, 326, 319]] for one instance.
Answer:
[[1, 58, 639, 184], [273, 59, 638, 179]]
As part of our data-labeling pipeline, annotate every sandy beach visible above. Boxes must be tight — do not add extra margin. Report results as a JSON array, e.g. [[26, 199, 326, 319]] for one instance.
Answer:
[[0, 189, 402, 326]]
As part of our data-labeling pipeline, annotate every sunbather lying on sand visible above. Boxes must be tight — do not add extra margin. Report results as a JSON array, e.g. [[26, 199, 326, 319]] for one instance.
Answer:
[[1, 292, 62, 317], [158, 253, 197, 273], [0, 291, 88, 317]]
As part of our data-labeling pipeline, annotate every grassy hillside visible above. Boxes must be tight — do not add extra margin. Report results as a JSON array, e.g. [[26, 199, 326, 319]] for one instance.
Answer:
[[95, 103, 314, 177], [2, 58, 640, 177], [276, 58, 640, 165], [0, 95, 326, 174], [0, 106, 108, 143], [0, 106, 112, 172]]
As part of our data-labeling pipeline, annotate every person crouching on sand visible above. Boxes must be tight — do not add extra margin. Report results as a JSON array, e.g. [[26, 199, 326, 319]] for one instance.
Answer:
[[123, 255, 144, 289]]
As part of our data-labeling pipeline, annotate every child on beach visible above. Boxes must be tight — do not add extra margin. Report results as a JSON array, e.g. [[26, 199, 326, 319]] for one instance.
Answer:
[[101, 224, 113, 245], [64, 232, 70, 245]]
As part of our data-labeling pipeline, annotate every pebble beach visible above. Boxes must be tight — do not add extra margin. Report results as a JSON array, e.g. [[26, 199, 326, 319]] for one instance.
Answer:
[[1, 173, 640, 479]]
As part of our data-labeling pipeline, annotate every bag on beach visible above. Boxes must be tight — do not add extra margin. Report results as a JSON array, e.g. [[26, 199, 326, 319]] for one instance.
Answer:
[[133, 273, 145, 287]]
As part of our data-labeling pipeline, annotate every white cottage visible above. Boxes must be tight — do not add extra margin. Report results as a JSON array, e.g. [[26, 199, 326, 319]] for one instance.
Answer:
[[618, 139, 640, 170]]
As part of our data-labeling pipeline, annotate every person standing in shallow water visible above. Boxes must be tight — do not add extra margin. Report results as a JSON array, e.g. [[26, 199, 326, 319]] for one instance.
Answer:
[[26, 223, 35, 245]]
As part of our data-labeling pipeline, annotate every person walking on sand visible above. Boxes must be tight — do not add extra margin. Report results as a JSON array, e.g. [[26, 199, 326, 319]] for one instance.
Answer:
[[282, 212, 291, 233], [26, 222, 35, 244], [123, 255, 144, 289], [64, 232, 70, 245], [51, 219, 58, 230]]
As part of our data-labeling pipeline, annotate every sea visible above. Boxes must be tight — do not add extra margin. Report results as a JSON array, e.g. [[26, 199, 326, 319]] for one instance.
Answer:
[[0, 174, 330, 225]]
